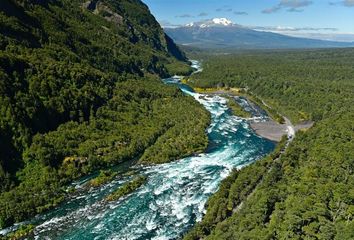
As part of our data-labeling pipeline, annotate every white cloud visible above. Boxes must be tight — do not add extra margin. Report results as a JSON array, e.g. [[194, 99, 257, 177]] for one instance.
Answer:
[[198, 12, 208, 17], [343, 0, 354, 6], [234, 11, 249, 15], [175, 14, 194, 18], [250, 24, 354, 42], [330, 0, 354, 7], [262, 6, 281, 14], [159, 20, 182, 28], [283, 33, 354, 42], [279, 0, 313, 8], [262, 0, 313, 14], [252, 26, 338, 32]]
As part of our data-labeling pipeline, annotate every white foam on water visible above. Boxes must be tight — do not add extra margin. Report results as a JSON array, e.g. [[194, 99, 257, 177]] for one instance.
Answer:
[[146, 217, 157, 231]]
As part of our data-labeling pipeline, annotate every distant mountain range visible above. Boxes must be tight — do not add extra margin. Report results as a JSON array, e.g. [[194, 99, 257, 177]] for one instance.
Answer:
[[165, 18, 354, 49]]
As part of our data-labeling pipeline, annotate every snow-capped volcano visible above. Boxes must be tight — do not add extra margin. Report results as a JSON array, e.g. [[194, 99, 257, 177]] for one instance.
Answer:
[[186, 18, 234, 28], [211, 18, 232, 26], [165, 19, 354, 49]]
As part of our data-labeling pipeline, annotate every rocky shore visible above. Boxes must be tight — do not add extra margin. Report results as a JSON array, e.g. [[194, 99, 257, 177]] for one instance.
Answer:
[[250, 119, 314, 142]]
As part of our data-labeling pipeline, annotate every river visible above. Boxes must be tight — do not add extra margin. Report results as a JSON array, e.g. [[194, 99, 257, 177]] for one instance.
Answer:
[[10, 61, 275, 239]]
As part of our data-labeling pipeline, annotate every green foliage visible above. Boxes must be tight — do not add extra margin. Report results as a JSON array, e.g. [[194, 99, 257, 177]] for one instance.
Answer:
[[224, 96, 251, 118], [23, 78, 209, 168], [88, 170, 118, 187], [245, 94, 285, 124], [106, 175, 147, 201], [0, 162, 64, 229], [165, 61, 193, 76], [189, 49, 354, 123], [2, 224, 35, 240], [185, 49, 354, 239], [0, 0, 207, 229]]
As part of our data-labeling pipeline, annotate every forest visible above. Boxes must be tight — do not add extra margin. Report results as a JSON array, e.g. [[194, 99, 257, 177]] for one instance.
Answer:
[[184, 48, 354, 239], [0, 0, 210, 228]]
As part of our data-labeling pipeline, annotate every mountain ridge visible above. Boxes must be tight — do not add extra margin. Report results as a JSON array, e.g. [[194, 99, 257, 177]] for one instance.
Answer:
[[165, 18, 354, 49]]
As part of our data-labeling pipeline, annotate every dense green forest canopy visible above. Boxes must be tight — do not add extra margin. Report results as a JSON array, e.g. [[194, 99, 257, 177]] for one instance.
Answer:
[[188, 48, 354, 123], [0, 0, 209, 228], [185, 49, 354, 239]]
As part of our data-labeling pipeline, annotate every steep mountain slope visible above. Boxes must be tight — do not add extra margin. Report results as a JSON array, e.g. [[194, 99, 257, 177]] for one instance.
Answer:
[[0, 0, 210, 228], [165, 18, 354, 49]]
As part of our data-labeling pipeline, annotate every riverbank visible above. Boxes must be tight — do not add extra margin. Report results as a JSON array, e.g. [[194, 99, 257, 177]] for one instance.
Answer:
[[190, 87, 313, 142], [250, 114, 313, 142], [249, 120, 288, 142]]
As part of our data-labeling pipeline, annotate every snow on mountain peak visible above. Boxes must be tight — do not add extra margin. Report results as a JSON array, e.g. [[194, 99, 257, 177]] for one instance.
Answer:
[[186, 22, 194, 27], [185, 18, 234, 28], [212, 18, 232, 26]]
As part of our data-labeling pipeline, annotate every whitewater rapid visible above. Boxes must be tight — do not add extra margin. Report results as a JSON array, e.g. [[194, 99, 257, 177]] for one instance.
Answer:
[[14, 61, 275, 240]]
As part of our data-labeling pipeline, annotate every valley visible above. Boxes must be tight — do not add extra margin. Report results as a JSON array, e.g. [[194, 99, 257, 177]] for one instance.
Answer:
[[0, 0, 353, 239], [1, 61, 277, 239]]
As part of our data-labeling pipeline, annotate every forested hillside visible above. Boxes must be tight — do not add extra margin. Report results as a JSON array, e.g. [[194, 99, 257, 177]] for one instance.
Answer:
[[185, 49, 354, 239], [0, 0, 210, 228]]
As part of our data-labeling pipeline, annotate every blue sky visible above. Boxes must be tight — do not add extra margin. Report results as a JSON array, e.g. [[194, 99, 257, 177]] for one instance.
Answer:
[[142, 0, 354, 41]]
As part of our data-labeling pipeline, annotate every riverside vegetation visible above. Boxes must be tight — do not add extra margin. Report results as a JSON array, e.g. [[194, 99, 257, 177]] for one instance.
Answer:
[[88, 170, 118, 187], [0, 0, 210, 229], [105, 175, 147, 202], [224, 96, 251, 119], [185, 49, 354, 239], [192, 87, 284, 123]]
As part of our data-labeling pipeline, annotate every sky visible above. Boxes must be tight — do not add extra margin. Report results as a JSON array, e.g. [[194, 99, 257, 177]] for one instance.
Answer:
[[142, 0, 354, 42]]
